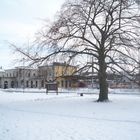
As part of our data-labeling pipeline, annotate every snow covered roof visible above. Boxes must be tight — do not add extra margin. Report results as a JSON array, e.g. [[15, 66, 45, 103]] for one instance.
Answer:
[[0, 68, 5, 73]]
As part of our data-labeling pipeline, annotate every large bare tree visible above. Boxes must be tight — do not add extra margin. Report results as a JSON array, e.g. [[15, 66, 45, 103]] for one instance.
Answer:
[[13, 0, 140, 101]]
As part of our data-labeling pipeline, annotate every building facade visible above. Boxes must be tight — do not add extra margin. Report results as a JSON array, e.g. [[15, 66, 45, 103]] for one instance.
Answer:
[[39, 62, 78, 88], [0, 62, 78, 89], [0, 67, 40, 89], [1, 64, 139, 89]]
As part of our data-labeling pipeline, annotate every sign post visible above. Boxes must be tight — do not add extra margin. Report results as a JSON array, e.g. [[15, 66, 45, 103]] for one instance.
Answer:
[[46, 82, 58, 95]]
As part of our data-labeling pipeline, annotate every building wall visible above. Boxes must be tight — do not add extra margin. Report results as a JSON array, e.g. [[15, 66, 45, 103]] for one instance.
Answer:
[[53, 63, 77, 88], [39, 63, 78, 88], [0, 70, 5, 88], [0, 67, 41, 89], [0, 63, 78, 89]]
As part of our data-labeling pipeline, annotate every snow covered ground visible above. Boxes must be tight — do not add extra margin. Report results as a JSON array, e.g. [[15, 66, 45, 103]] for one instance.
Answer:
[[0, 88, 140, 140]]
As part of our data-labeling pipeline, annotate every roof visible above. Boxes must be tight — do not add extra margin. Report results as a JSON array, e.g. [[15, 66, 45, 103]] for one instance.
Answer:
[[39, 62, 76, 68], [53, 62, 76, 67], [0, 68, 5, 73]]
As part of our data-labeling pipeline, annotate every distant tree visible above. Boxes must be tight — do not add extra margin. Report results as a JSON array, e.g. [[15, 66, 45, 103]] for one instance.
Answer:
[[13, 0, 140, 101]]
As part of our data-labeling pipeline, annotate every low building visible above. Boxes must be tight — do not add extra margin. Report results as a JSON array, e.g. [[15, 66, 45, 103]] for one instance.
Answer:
[[0, 67, 5, 88], [39, 62, 78, 88], [107, 73, 139, 88], [1, 65, 139, 89], [0, 67, 40, 89], [0, 62, 79, 89]]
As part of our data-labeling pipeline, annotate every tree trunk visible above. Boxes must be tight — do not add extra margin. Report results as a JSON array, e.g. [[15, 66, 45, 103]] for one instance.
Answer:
[[97, 53, 109, 102]]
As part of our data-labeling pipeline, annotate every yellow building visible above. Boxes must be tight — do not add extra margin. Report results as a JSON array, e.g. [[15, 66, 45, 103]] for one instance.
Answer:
[[48, 62, 78, 88]]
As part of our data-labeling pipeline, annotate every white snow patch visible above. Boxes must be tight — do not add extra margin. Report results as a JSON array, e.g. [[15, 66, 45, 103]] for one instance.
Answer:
[[0, 88, 140, 140]]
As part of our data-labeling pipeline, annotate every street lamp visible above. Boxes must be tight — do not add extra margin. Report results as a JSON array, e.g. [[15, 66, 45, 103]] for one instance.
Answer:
[[91, 56, 94, 88], [22, 58, 25, 93], [138, 47, 140, 74]]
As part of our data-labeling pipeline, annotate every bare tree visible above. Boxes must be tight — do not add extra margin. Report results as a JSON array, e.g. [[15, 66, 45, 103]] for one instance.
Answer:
[[13, 0, 140, 101]]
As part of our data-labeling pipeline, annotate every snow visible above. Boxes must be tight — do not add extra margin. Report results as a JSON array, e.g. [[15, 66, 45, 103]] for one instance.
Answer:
[[0, 88, 140, 140], [0, 68, 5, 72]]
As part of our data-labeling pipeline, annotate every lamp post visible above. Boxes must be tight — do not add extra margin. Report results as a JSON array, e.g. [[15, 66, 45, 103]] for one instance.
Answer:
[[22, 58, 25, 93], [91, 56, 94, 88], [138, 47, 140, 87], [138, 47, 140, 74]]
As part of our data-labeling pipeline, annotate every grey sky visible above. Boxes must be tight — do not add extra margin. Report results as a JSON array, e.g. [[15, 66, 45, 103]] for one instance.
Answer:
[[0, 0, 65, 69]]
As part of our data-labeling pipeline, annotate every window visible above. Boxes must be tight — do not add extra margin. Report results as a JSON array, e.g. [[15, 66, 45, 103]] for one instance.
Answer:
[[65, 80, 68, 88], [16, 81, 18, 87], [61, 80, 64, 87], [21, 80, 24, 88], [31, 81, 33, 88], [36, 81, 38, 88], [26, 81, 29, 88], [41, 80, 44, 88], [69, 81, 72, 87], [4, 81, 8, 89], [28, 73, 30, 77], [21, 80, 24, 85], [11, 81, 14, 88]]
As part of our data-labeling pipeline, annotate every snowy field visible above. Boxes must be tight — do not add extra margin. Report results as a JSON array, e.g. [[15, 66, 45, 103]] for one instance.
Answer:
[[0, 88, 140, 140]]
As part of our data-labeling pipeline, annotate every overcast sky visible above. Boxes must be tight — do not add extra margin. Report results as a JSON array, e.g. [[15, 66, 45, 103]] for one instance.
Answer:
[[0, 0, 65, 69]]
